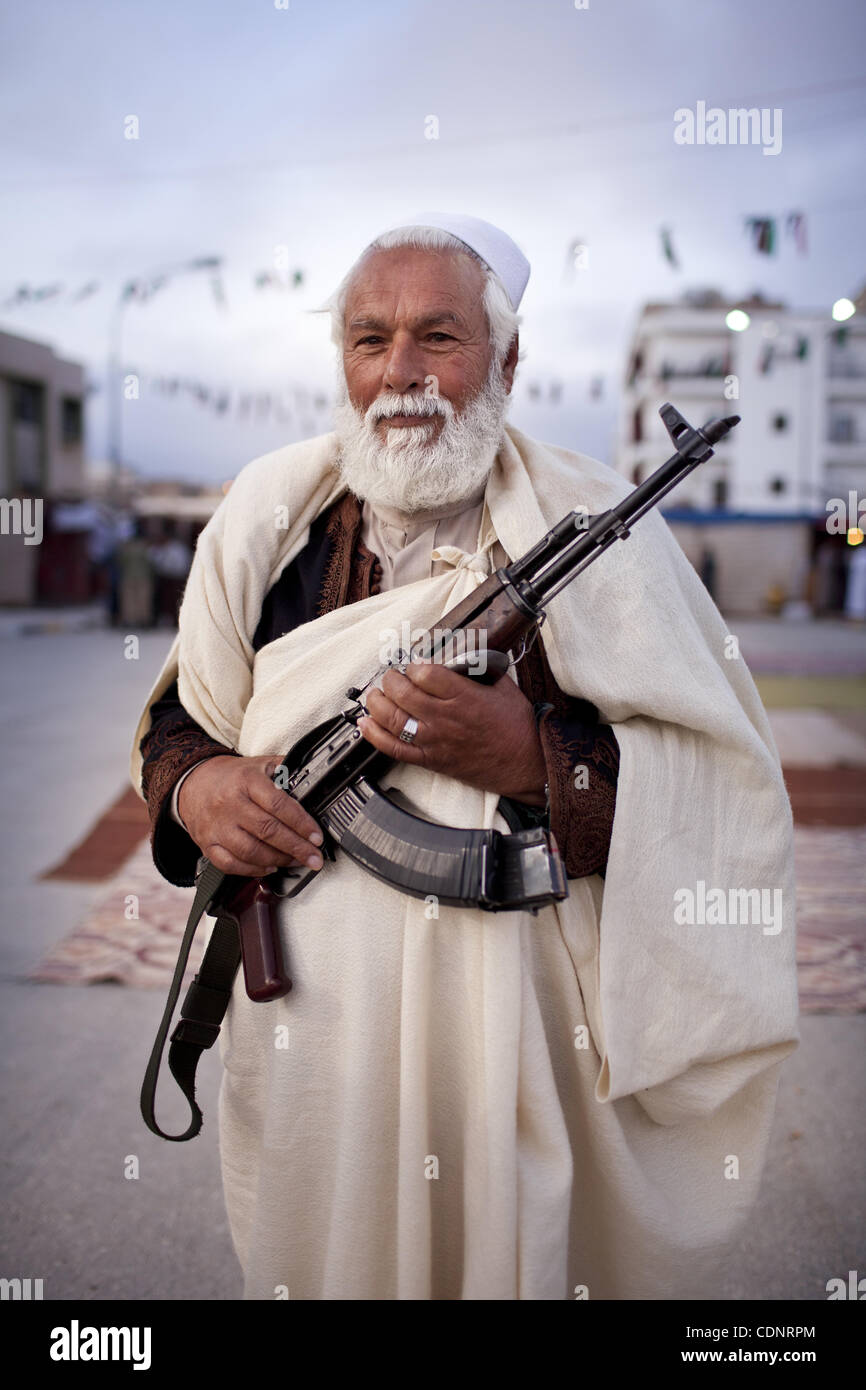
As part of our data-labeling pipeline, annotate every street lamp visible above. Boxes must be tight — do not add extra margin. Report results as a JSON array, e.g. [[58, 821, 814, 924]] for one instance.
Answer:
[[725, 309, 751, 332], [832, 298, 856, 323]]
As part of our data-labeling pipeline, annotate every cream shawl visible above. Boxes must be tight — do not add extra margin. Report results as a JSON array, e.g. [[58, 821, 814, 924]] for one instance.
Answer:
[[132, 423, 799, 1300]]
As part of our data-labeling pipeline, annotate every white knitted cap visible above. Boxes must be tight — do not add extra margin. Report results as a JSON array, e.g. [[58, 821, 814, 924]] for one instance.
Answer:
[[368, 212, 531, 310]]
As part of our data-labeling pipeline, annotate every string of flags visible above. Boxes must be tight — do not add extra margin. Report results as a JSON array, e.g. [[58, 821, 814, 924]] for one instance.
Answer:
[[525, 377, 605, 404], [659, 226, 680, 270], [786, 213, 808, 254], [107, 370, 331, 425], [96, 368, 603, 416], [2, 282, 68, 307], [1, 261, 307, 313], [744, 212, 808, 256], [563, 212, 810, 284], [653, 212, 808, 271], [254, 269, 305, 290], [4, 211, 819, 318]]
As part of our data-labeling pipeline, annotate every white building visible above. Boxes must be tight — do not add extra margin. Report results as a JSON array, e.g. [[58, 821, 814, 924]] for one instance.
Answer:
[[615, 292, 866, 613]]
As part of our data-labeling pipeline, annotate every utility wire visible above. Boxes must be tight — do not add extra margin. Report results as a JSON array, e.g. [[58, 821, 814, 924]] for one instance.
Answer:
[[1, 75, 865, 190]]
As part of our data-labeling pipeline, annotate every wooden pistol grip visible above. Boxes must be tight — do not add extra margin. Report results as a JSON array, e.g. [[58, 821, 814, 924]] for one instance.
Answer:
[[228, 880, 292, 1002]]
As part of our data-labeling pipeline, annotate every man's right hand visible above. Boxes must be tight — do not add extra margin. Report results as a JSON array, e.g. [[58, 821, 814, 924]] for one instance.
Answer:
[[177, 754, 324, 877]]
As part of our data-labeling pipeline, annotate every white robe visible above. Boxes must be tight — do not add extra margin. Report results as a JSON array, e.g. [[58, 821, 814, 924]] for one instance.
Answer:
[[132, 424, 799, 1300]]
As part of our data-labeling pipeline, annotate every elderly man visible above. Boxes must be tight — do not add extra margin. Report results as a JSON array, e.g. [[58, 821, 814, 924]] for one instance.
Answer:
[[133, 214, 798, 1301]]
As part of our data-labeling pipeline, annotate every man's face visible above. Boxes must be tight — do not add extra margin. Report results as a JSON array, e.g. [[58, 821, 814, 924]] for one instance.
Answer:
[[333, 245, 516, 514], [341, 246, 495, 442]]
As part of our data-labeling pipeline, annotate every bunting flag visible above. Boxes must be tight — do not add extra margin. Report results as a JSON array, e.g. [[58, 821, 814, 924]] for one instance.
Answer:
[[785, 212, 808, 255], [1, 258, 231, 312], [122, 370, 331, 424], [1, 282, 65, 308], [253, 268, 306, 291], [745, 216, 776, 254], [659, 226, 680, 269], [31, 283, 63, 301], [105, 365, 587, 416], [521, 377, 603, 405], [745, 211, 809, 257], [121, 275, 168, 303], [120, 258, 223, 305]]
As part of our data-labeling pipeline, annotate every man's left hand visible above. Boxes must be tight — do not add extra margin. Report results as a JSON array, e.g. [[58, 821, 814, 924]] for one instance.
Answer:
[[359, 661, 547, 806]]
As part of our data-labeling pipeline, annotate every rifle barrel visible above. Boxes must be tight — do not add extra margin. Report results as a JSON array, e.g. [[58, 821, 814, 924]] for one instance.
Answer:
[[516, 414, 740, 605]]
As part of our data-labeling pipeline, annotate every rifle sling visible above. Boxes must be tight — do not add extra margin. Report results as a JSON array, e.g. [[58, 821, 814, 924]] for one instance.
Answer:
[[140, 859, 239, 1142]]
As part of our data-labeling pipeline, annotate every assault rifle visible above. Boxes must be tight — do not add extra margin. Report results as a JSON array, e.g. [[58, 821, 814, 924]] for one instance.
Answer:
[[142, 404, 739, 1139]]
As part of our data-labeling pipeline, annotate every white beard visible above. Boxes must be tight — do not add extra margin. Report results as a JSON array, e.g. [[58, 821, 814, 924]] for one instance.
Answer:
[[332, 360, 510, 514]]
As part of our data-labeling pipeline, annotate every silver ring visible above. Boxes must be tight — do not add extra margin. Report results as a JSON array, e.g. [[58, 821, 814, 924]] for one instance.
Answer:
[[399, 715, 419, 744]]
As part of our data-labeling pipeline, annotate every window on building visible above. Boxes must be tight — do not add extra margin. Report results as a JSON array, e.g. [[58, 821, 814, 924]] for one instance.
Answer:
[[10, 379, 45, 491], [631, 463, 643, 485], [769, 477, 786, 494], [712, 479, 728, 509], [632, 406, 643, 444], [626, 349, 643, 387], [828, 412, 855, 443], [771, 413, 789, 433], [61, 396, 83, 446], [12, 380, 41, 424]]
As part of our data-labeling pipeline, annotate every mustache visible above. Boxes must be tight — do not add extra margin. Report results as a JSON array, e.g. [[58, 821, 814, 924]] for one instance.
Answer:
[[368, 393, 452, 425]]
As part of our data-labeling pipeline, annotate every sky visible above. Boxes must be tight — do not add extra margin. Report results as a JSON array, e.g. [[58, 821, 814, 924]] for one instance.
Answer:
[[1, 0, 864, 485]]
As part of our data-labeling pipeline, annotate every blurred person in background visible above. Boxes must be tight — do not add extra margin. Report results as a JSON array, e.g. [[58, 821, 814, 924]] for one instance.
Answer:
[[116, 520, 155, 628], [150, 521, 192, 627]]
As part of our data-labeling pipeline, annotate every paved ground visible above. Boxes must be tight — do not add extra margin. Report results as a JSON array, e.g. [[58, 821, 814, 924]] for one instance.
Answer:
[[733, 616, 866, 676], [0, 601, 108, 640], [0, 623, 863, 1301], [769, 709, 866, 766], [0, 631, 240, 1300]]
